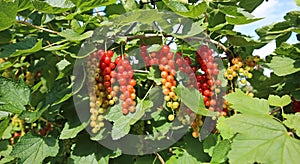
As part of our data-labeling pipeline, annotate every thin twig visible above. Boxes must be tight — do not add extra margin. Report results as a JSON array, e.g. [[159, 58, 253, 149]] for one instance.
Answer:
[[17, 21, 59, 34], [133, 69, 150, 73], [154, 152, 165, 164], [124, 34, 233, 57]]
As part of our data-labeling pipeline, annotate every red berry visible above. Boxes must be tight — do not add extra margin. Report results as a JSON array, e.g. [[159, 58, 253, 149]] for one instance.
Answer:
[[203, 89, 211, 96], [14, 132, 21, 138], [109, 62, 116, 69], [162, 45, 170, 54], [117, 65, 125, 73], [119, 78, 126, 86], [103, 67, 111, 75], [107, 50, 114, 57], [292, 100, 300, 112], [115, 56, 122, 65], [129, 79, 136, 86], [140, 44, 147, 51]]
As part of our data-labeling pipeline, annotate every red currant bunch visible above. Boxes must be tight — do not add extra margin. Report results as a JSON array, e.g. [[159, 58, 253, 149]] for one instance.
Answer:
[[86, 49, 117, 133], [114, 56, 137, 115]]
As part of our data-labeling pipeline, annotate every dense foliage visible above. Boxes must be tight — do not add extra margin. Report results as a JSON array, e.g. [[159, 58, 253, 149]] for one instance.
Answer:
[[0, 0, 300, 163]]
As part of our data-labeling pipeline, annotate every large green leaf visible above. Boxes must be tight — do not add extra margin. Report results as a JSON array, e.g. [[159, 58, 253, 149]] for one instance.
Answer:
[[10, 133, 59, 164], [0, 38, 43, 58], [162, 0, 207, 19], [224, 89, 269, 115], [267, 56, 300, 76], [0, 0, 17, 31], [283, 113, 300, 137], [106, 99, 153, 140], [174, 84, 218, 116], [0, 77, 30, 114], [32, 0, 75, 14], [218, 114, 300, 164]]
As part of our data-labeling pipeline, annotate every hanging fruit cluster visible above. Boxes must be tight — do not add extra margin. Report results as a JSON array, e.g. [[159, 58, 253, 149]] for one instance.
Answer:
[[86, 49, 138, 133], [189, 45, 224, 138], [224, 56, 260, 96], [140, 45, 179, 121], [86, 50, 117, 134], [114, 56, 137, 115]]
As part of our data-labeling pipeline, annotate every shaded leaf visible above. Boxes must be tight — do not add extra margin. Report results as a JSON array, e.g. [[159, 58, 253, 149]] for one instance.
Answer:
[[239, 0, 264, 12], [0, 38, 43, 58]]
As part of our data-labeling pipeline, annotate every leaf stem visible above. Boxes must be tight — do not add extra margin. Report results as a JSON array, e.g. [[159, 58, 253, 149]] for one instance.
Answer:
[[142, 84, 154, 101], [17, 21, 59, 34], [154, 152, 165, 164]]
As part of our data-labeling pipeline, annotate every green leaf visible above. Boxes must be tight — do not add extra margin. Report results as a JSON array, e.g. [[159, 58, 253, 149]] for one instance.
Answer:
[[219, 4, 262, 25], [0, 1, 17, 31], [211, 140, 231, 164], [32, 0, 75, 14], [239, 0, 264, 12], [108, 100, 153, 140], [0, 77, 30, 114], [218, 114, 300, 164], [216, 117, 235, 139], [162, 0, 207, 19], [267, 56, 300, 76], [203, 134, 217, 156], [166, 148, 200, 164], [147, 66, 162, 85], [174, 84, 218, 117], [283, 113, 300, 137], [0, 117, 9, 139], [0, 30, 13, 44], [16, 0, 33, 11], [0, 38, 43, 58], [268, 95, 291, 107], [59, 29, 93, 42], [10, 133, 59, 164], [59, 121, 88, 139], [224, 89, 269, 115], [226, 35, 261, 46]]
